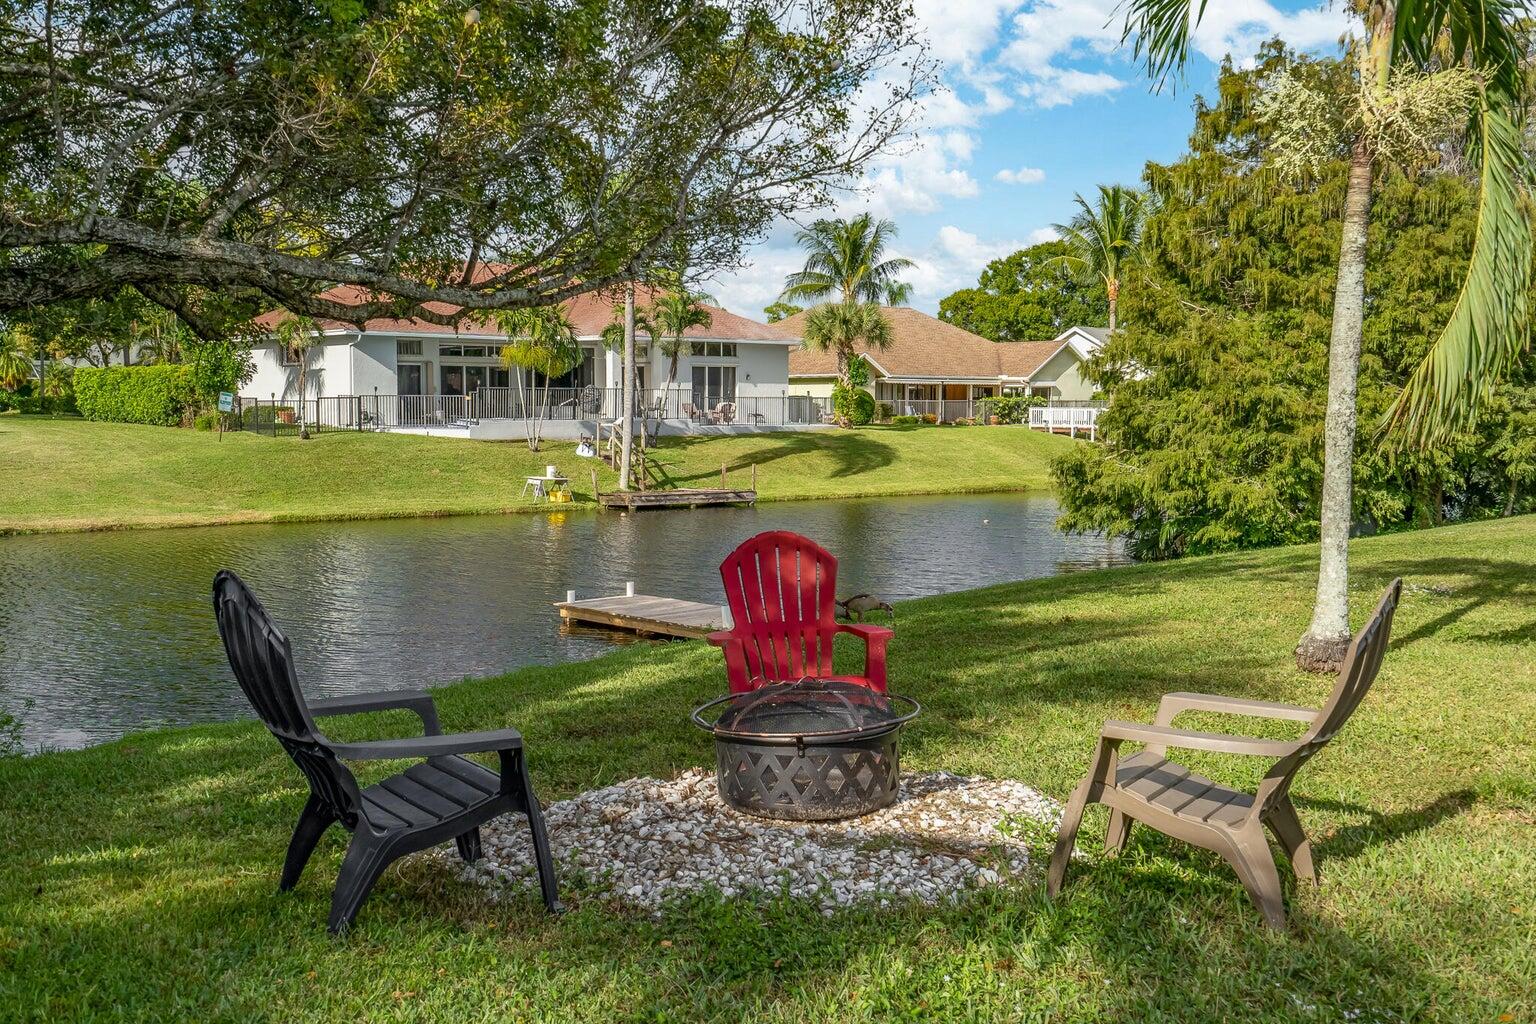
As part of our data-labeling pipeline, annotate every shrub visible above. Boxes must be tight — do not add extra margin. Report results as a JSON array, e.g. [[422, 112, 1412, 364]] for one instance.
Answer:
[[850, 390, 876, 426], [891, 414, 920, 425], [976, 394, 1043, 424], [921, 412, 938, 425], [876, 401, 894, 421], [74, 365, 200, 426]]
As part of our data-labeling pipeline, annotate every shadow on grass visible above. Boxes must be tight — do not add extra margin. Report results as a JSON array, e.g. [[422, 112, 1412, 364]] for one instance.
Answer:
[[654, 431, 898, 483]]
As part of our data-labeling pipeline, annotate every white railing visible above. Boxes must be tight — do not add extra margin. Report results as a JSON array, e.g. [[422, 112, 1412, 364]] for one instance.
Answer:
[[1030, 404, 1105, 438], [388, 394, 475, 428], [473, 385, 832, 426]]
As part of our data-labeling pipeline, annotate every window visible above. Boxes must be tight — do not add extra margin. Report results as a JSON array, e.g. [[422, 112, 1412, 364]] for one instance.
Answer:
[[489, 367, 510, 388], [461, 345, 489, 358], [697, 342, 737, 358], [440, 344, 463, 357], [691, 365, 736, 408], [396, 338, 422, 356]]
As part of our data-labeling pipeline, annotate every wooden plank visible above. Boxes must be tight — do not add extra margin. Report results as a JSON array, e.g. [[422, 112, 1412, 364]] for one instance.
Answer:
[[597, 488, 756, 510], [554, 592, 726, 639]]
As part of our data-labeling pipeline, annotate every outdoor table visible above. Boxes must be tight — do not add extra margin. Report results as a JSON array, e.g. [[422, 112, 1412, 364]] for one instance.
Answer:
[[522, 475, 570, 501]]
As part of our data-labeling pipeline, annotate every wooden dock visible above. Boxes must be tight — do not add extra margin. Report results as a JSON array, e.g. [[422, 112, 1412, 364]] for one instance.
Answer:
[[591, 462, 757, 511], [556, 584, 727, 639], [597, 488, 755, 510]]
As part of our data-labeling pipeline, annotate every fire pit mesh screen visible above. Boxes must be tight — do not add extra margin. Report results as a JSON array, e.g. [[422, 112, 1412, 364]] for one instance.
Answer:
[[692, 678, 920, 821]]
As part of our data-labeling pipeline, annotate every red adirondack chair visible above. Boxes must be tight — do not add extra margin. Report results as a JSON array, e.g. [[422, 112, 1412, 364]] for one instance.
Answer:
[[709, 531, 893, 694]]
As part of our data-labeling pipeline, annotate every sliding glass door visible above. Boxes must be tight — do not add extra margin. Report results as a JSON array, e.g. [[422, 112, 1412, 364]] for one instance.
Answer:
[[691, 365, 736, 411]]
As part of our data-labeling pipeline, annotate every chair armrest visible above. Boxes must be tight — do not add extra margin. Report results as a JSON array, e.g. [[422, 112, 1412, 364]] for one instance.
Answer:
[[706, 630, 737, 648], [1101, 721, 1299, 758], [834, 623, 894, 643], [329, 726, 524, 761], [309, 689, 441, 735], [1155, 692, 1315, 727]]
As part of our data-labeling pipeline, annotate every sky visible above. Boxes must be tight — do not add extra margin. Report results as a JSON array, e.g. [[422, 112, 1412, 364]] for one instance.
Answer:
[[705, 0, 1355, 320]]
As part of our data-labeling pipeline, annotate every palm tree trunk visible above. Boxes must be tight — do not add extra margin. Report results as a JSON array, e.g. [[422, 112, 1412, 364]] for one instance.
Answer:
[[1106, 277, 1119, 333], [1296, 136, 1373, 672], [619, 284, 636, 491]]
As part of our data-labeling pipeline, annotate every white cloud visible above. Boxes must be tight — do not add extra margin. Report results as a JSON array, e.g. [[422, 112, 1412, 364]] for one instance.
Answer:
[[994, 166, 1045, 185], [1027, 226, 1060, 244]]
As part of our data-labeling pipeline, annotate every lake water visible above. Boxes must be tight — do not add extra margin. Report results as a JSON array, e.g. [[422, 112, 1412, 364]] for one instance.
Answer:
[[0, 494, 1128, 750]]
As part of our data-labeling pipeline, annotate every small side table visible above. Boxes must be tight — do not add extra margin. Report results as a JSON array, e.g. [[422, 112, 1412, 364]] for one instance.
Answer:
[[522, 475, 570, 501]]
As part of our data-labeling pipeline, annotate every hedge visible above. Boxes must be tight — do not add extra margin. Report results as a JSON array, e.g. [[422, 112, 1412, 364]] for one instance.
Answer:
[[73, 365, 201, 426]]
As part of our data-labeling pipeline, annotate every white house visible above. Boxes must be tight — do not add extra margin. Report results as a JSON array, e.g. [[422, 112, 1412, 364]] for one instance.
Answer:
[[248, 284, 810, 437]]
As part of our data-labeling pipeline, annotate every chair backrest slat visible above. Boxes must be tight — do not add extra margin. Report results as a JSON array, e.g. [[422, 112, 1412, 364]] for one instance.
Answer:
[[719, 531, 839, 687], [1259, 578, 1402, 812], [213, 570, 363, 827]]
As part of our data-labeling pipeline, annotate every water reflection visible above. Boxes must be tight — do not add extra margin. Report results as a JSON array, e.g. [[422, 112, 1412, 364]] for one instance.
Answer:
[[0, 494, 1127, 750]]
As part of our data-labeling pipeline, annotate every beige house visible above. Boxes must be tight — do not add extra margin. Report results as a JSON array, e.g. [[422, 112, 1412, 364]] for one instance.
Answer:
[[774, 307, 1105, 418]]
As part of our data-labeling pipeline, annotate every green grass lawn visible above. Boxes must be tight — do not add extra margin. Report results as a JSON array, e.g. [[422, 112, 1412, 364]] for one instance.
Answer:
[[1, 517, 1532, 1021], [0, 415, 1070, 534]]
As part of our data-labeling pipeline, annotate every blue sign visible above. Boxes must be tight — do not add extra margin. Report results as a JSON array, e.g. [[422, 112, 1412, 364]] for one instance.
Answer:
[[217, 392, 234, 413]]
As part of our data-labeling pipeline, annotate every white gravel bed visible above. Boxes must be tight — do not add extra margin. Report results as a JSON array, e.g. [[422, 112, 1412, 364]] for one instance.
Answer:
[[441, 769, 1062, 913]]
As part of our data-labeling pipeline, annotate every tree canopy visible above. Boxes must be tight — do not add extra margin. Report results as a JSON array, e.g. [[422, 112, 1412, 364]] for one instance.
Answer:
[[0, 0, 930, 336], [937, 240, 1108, 341], [1053, 47, 1534, 560]]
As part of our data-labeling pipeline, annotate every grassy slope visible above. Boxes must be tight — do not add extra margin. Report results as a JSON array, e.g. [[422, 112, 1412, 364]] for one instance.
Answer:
[[1, 517, 1532, 1022], [0, 416, 1069, 534]]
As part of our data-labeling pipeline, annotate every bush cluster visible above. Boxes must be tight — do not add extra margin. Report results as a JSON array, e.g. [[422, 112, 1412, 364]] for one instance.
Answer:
[[74, 365, 201, 426]]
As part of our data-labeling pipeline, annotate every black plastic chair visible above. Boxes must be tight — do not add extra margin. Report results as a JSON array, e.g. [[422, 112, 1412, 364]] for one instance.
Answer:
[[212, 570, 562, 933]]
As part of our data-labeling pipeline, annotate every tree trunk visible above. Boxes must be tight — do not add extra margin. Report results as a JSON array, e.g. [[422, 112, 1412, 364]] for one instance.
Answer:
[[1296, 137, 1373, 673], [619, 284, 636, 491], [1106, 277, 1119, 333], [1506, 481, 1520, 517]]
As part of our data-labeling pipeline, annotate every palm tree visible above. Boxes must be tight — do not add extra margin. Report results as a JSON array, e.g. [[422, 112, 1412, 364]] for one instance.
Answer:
[[782, 213, 916, 308], [801, 302, 893, 424], [1120, 0, 1532, 670], [273, 315, 319, 439], [0, 329, 33, 391], [650, 284, 715, 391], [496, 307, 581, 452], [1049, 185, 1149, 333], [781, 213, 914, 392]]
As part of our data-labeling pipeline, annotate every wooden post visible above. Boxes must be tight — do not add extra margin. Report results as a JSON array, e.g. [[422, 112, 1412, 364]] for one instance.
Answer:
[[591, 466, 599, 504], [721, 462, 727, 488], [752, 463, 758, 492], [567, 590, 576, 603], [625, 581, 635, 597]]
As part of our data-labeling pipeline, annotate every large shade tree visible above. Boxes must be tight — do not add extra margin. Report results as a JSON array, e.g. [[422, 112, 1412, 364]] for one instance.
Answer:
[[938, 239, 1109, 341], [1121, 0, 1533, 670], [0, 0, 931, 335]]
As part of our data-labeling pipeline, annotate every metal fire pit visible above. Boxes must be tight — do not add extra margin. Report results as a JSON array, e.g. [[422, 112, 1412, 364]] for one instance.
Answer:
[[690, 678, 921, 821]]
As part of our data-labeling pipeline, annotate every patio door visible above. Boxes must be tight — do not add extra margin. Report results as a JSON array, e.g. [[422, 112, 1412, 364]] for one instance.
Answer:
[[691, 366, 736, 412]]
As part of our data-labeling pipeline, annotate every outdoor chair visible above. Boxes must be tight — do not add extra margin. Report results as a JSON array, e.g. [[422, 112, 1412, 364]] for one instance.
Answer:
[[212, 570, 562, 934], [1047, 578, 1402, 928], [683, 402, 706, 421], [712, 402, 736, 424], [710, 531, 893, 694]]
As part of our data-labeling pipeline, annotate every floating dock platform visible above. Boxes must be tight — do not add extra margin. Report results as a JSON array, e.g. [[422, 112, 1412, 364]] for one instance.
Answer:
[[596, 488, 756, 510], [556, 583, 728, 639]]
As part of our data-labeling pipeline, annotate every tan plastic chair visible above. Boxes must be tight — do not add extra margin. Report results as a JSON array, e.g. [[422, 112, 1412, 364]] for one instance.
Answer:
[[1047, 579, 1402, 928]]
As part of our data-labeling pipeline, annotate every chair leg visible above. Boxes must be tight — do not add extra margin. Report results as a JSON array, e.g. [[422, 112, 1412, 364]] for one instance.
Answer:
[[512, 750, 565, 914], [280, 795, 336, 892], [328, 835, 394, 935], [1046, 777, 1093, 897], [1104, 809, 1133, 856], [1225, 828, 1288, 930], [455, 828, 483, 864], [1266, 799, 1318, 885]]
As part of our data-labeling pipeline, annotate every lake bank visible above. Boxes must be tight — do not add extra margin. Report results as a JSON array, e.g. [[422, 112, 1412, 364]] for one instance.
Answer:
[[1, 416, 1073, 535], [2, 515, 1531, 1020]]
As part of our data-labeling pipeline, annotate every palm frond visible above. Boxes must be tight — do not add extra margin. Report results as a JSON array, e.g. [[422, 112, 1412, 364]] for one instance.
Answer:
[[1383, 89, 1532, 445], [1118, 0, 1211, 89]]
